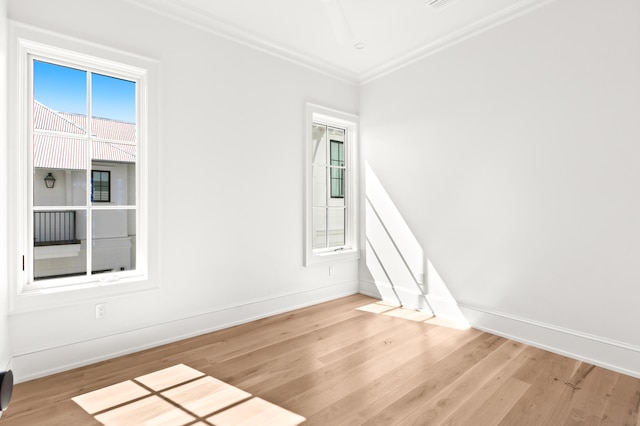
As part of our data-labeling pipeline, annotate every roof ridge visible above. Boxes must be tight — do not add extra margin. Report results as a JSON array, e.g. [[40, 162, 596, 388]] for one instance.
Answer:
[[58, 110, 135, 125], [34, 100, 89, 134]]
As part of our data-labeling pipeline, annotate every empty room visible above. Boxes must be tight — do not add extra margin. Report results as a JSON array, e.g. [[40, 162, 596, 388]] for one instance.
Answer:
[[1, 0, 639, 424]]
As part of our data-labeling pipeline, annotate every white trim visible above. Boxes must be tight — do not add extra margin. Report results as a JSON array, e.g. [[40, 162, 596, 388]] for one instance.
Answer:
[[7, 22, 159, 313], [459, 303, 640, 355], [123, 0, 357, 85], [360, 0, 556, 84], [124, 0, 553, 86], [304, 104, 360, 266], [459, 303, 640, 379], [359, 280, 640, 378], [10, 280, 359, 383], [2, 359, 11, 374]]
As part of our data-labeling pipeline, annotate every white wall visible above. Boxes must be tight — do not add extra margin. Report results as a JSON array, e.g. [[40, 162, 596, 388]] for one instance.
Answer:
[[360, 0, 640, 377], [0, 0, 10, 373], [6, 0, 359, 381]]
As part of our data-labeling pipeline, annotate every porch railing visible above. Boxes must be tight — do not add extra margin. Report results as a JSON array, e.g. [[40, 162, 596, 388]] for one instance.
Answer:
[[34, 211, 81, 246]]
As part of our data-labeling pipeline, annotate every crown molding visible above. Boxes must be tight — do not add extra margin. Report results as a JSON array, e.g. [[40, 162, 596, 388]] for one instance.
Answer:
[[123, 0, 555, 86], [122, 0, 359, 85], [359, 0, 556, 85]]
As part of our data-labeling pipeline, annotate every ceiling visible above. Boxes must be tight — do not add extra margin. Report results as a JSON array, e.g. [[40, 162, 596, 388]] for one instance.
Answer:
[[126, 0, 551, 84]]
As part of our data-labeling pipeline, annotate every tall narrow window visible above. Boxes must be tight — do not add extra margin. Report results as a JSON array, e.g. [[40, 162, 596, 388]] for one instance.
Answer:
[[312, 124, 346, 249], [305, 104, 359, 266], [16, 38, 148, 293]]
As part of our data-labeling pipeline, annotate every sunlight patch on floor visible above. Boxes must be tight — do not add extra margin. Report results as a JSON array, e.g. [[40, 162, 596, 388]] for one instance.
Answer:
[[72, 364, 305, 426], [356, 300, 398, 314], [357, 302, 470, 329], [384, 307, 434, 322], [424, 316, 470, 330]]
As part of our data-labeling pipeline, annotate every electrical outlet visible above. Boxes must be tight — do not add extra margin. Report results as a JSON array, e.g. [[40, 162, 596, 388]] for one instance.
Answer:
[[329, 265, 334, 276], [95, 303, 106, 319]]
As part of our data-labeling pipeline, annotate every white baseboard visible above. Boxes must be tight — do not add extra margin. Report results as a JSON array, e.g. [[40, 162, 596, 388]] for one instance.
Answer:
[[360, 280, 640, 379], [2, 358, 11, 373], [359, 280, 429, 310], [459, 303, 640, 379], [358, 279, 382, 299], [12, 280, 359, 383]]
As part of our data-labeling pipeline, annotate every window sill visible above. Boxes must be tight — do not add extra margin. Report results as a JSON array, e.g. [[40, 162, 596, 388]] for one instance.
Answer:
[[10, 274, 158, 314], [304, 247, 360, 267]]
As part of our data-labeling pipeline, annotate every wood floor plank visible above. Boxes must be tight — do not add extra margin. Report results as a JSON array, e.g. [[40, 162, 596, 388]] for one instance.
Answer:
[[398, 340, 528, 425], [560, 364, 619, 425], [498, 347, 582, 425], [219, 314, 419, 392], [599, 373, 640, 426], [438, 345, 537, 425], [463, 377, 530, 425], [2, 294, 640, 426], [261, 321, 457, 416], [304, 326, 481, 425], [355, 333, 507, 425]]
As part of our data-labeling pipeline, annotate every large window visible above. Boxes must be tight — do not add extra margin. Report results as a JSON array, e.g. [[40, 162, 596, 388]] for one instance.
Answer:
[[14, 37, 148, 296], [305, 104, 359, 266]]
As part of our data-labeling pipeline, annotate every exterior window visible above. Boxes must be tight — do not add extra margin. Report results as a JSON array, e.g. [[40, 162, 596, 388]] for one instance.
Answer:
[[305, 104, 359, 266], [330, 140, 345, 199], [15, 37, 148, 294], [91, 170, 111, 202]]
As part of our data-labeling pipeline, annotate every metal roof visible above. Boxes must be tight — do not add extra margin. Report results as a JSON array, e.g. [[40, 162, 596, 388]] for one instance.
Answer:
[[33, 101, 136, 170]]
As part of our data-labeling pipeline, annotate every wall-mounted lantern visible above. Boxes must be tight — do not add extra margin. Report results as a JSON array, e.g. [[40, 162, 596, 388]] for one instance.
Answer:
[[44, 172, 56, 189]]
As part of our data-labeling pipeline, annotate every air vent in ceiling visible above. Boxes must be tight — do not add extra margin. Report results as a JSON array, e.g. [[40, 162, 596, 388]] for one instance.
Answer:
[[428, 0, 457, 9]]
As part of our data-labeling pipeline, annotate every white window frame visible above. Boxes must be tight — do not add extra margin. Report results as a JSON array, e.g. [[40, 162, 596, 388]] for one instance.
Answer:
[[8, 23, 157, 312], [304, 103, 360, 266]]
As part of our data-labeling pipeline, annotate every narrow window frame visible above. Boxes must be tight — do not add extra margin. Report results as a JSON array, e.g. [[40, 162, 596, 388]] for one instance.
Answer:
[[304, 104, 360, 266]]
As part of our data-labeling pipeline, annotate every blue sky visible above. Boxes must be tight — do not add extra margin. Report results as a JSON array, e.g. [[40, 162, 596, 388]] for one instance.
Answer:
[[34, 60, 136, 123]]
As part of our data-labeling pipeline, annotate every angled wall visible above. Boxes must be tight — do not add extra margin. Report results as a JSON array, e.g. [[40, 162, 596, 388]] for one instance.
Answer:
[[360, 0, 640, 377]]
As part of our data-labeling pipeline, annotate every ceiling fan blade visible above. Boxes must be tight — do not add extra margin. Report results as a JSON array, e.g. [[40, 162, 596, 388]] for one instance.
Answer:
[[320, 0, 354, 46]]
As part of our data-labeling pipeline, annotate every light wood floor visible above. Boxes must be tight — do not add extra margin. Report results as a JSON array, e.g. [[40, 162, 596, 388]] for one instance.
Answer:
[[3, 294, 640, 425]]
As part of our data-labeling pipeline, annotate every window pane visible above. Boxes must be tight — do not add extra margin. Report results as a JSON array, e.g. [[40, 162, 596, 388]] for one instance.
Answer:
[[312, 165, 327, 207], [90, 74, 137, 207], [91, 73, 136, 126], [34, 168, 88, 207], [33, 60, 87, 132], [312, 123, 327, 165], [330, 140, 344, 167], [327, 208, 345, 248], [312, 207, 327, 249], [33, 60, 89, 209], [33, 209, 86, 280], [330, 167, 345, 200], [328, 126, 344, 143], [92, 209, 136, 274]]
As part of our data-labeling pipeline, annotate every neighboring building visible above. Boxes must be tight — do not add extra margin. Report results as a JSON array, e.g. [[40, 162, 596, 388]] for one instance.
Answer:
[[33, 101, 136, 280]]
